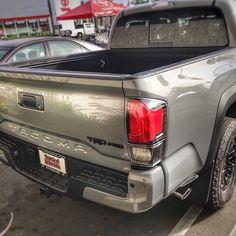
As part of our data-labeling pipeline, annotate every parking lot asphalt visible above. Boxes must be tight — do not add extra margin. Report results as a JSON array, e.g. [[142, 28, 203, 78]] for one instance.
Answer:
[[0, 164, 235, 236]]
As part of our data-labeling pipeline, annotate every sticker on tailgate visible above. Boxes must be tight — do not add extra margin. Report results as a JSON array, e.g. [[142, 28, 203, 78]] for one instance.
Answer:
[[39, 149, 67, 175]]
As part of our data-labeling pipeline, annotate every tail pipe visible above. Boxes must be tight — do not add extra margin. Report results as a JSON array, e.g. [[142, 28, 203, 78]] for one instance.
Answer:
[[173, 188, 192, 200]]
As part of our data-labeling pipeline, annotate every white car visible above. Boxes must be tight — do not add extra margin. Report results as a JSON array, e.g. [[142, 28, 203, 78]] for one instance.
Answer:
[[70, 23, 96, 39]]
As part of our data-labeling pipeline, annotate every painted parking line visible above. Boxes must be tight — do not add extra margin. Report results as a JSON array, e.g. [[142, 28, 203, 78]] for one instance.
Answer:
[[229, 225, 236, 236], [0, 212, 14, 236], [168, 205, 203, 236]]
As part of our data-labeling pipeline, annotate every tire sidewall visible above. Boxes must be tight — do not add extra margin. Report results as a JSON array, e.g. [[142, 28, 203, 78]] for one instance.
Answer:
[[219, 134, 236, 203], [211, 118, 236, 209], [77, 33, 83, 39]]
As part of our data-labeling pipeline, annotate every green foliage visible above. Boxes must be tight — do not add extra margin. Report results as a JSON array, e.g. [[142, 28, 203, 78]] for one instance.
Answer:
[[0, 32, 57, 40]]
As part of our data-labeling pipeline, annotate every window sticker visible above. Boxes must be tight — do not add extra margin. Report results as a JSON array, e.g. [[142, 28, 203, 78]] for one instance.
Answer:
[[178, 18, 189, 27], [125, 19, 149, 31]]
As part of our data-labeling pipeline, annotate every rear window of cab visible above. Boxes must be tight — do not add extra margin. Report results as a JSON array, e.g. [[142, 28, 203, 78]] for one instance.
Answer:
[[111, 7, 228, 48]]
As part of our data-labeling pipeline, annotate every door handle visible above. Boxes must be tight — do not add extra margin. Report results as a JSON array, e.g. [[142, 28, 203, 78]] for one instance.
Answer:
[[18, 92, 44, 111]]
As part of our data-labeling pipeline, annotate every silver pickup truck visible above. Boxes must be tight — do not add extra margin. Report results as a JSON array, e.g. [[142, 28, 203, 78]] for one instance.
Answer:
[[0, 0, 236, 213]]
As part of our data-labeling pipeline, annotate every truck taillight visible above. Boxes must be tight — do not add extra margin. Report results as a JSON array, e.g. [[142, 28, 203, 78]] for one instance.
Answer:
[[127, 98, 166, 167], [128, 99, 164, 144]]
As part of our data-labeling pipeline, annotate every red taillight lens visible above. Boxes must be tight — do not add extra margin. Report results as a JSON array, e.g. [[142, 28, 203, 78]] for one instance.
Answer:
[[128, 99, 164, 144]]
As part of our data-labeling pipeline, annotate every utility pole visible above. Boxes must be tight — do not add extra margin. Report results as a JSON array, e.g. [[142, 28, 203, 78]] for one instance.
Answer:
[[47, 0, 59, 34]]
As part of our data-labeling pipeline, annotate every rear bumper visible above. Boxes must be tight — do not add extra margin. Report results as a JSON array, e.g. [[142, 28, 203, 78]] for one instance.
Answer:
[[0, 132, 165, 213], [83, 167, 164, 213]]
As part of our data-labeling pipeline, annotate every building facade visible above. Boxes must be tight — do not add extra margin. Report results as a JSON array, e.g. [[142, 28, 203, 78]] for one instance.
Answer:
[[49, 0, 81, 34], [0, 0, 52, 38], [0, 0, 127, 38]]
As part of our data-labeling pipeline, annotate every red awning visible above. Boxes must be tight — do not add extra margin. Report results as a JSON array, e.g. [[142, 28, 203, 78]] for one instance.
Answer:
[[57, 0, 127, 20]]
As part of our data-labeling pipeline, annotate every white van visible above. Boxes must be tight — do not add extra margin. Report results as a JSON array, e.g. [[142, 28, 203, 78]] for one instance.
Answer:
[[70, 23, 96, 39], [60, 22, 96, 39]]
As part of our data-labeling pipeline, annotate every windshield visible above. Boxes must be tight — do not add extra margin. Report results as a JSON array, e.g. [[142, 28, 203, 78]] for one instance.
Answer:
[[0, 47, 11, 61], [75, 25, 83, 29], [85, 24, 94, 28], [111, 7, 228, 48]]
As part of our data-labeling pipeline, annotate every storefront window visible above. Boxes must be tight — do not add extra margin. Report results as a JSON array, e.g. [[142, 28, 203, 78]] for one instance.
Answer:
[[4, 21, 16, 36], [17, 20, 28, 36], [0, 22, 4, 38], [28, 19, 40, 35], [39, 18, 50, 33]]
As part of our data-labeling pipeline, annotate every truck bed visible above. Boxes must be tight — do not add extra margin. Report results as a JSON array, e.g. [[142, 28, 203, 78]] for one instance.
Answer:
[[27, 47, 223, 74]]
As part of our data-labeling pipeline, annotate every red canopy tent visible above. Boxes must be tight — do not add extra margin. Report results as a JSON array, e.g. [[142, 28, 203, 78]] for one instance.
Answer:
[[57, 0, 127, 20]]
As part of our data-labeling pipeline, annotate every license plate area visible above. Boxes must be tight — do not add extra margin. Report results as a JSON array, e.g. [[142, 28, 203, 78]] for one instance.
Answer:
[[39, 149, 67, 175]]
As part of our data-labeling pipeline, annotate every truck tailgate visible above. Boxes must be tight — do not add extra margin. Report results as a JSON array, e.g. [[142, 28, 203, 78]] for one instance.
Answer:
[[0, 69, 130, 172]]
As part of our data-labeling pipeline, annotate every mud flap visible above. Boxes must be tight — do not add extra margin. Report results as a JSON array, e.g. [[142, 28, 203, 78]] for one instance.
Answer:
[[178, 164, 214, 205]]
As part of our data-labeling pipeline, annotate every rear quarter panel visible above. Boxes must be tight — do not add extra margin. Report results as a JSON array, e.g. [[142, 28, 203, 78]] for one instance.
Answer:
[[123, 48, 236, 167]]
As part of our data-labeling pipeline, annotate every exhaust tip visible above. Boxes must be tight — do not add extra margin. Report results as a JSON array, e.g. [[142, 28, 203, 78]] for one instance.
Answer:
[[173, 188, 192, 200]]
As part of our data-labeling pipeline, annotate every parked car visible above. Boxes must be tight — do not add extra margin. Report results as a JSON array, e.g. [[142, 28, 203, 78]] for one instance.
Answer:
[[0, 0, 236, 214], [0, 37, 102, 64]]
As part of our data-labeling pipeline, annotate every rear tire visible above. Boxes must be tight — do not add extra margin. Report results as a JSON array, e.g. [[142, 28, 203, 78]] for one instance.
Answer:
[[77, 33, 83, 39], [207, 117, 236, 210]]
